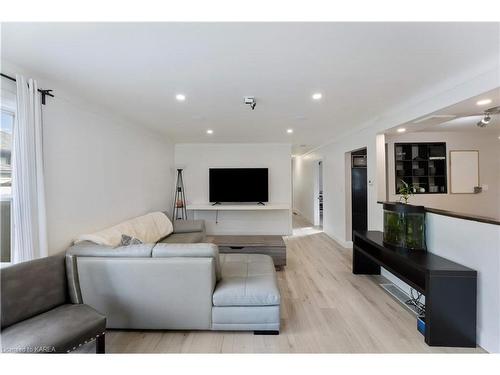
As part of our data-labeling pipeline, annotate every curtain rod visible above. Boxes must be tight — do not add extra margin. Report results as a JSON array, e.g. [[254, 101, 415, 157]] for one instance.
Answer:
[[1, 73, 55, 105]]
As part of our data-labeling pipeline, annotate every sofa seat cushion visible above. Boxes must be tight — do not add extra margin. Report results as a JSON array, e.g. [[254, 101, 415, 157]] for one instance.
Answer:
[[160, 232, 206, 244], [213, 254, 280, 307], [1, 304, 106, 353]]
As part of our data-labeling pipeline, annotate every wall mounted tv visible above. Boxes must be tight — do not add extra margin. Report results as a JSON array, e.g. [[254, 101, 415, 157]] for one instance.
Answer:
[[209, 168, 269, 204]]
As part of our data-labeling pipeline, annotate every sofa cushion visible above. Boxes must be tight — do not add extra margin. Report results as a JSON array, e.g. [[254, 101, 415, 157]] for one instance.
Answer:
[[1, 304, 106, 353], [1, 253, 67, 329], [160, 232, 206, 244], [213, 254, 280, 307], [153, 243, 222, 281]]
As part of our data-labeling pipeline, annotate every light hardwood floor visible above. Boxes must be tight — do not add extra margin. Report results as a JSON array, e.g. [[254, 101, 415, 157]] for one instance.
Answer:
[[98, 214, 483, 353]]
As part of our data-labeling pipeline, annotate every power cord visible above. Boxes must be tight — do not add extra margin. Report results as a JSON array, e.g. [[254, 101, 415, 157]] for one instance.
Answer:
[[405, 288, 426, 316]]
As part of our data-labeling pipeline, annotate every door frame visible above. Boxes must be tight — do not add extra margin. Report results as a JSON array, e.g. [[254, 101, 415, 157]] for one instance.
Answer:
[[313, 159, 323, 226]]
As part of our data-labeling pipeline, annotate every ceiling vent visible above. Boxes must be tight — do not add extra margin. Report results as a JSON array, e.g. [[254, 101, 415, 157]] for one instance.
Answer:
[[412, 114, 456, 125]]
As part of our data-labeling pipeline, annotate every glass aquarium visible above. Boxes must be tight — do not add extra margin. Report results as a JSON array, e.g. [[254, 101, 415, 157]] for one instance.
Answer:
[[383, 203, 426, 251]]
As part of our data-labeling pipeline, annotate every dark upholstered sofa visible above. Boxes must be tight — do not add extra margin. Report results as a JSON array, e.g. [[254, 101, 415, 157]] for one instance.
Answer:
[[1, 253, 106, 353]]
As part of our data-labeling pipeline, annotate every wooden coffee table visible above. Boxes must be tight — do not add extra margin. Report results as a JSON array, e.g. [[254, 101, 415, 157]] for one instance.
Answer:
[[208, 235, 286, 270]]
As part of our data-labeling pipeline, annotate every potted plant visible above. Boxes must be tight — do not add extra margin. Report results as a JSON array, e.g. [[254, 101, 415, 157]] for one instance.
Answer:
[[383, 181, 426, 251]]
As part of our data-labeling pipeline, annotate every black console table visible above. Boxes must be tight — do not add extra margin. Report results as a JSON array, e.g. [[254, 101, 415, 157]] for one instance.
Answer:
[[353, 230, 477, 348]]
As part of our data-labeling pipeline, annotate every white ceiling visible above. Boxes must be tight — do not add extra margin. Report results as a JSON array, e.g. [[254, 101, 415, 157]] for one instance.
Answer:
[[2, 23, 499, 154], [386, 87, 500, 135]]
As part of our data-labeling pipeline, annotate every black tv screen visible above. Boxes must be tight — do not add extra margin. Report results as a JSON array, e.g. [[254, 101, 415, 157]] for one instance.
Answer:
[[209, 168, 268, 203]]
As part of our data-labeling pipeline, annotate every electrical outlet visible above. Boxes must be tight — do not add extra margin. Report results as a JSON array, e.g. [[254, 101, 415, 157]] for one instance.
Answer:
[[482, 184, 489, 191]]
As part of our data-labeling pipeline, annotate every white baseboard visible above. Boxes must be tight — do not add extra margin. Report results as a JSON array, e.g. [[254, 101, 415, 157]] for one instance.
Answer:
[[323, 230, 353, 249]]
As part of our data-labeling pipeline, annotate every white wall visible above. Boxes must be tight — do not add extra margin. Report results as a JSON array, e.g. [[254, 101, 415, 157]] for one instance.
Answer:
[[292, 155, 317, 223], [175, 143, 292, 235], [2, 61, 175, 254], [386, 131, 500, 220], [292, 156, 325, 226], [44, 98, 174, 254], [293, 128, 382, 247]]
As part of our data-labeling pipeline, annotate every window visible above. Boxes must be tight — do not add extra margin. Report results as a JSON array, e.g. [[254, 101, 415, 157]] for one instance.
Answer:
[[1, 109, 14, 263], [1, 110, 14, 198]]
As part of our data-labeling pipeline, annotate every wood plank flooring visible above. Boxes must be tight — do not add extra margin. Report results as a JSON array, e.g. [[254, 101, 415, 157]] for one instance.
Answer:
[[86, 214, 484, 353]]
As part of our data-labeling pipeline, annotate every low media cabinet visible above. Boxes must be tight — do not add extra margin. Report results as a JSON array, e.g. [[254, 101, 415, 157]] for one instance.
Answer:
[[353, 230, 477, 348], [209, 235, 286, 270]]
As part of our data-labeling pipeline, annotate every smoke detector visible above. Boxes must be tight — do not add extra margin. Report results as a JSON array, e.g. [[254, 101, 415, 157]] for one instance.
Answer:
[[244, 96, 256, 110]]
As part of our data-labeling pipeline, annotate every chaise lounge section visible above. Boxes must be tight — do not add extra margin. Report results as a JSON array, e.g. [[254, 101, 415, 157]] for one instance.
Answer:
[[213, 254, 280, 333]]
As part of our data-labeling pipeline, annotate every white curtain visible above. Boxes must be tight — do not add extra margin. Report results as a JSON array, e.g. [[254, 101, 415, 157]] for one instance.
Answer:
[[11, 74, 48, 263]]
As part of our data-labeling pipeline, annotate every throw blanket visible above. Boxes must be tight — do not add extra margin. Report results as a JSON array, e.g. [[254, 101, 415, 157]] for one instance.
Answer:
[[75, 212, 173, 247]]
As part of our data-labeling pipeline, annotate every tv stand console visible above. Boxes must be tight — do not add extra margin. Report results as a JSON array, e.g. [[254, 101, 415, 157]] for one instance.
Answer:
[[187, 203, 289, 211], [209, 235, 286, 270], [353, 230, 477, 348], [211, 202, 266, 206]]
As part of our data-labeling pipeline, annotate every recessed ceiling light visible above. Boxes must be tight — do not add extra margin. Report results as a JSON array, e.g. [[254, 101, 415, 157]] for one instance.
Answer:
[[397, 128, 406, 133], [287, 129, 294, 134], [476, 98, 492, 106], [175, 94, 186, 101], [206, 129, 213, 135], [312, 93, 322, 100]]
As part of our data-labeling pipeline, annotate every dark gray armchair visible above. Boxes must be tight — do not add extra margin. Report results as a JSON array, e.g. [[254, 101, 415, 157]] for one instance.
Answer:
[[1, 253, 106, 353]]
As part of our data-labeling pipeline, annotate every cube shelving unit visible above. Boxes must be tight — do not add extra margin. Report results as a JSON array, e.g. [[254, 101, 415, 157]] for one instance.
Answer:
[[394, 142, 447, 194]]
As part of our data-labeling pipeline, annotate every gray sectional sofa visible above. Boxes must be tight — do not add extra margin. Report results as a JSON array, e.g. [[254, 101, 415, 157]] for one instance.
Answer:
[[65, 219, 281, 333]]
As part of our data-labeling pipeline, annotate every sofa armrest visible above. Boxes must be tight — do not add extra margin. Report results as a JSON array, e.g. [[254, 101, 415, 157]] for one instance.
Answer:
[[152, 243, 221, 281], [173, 219, 205, 234]]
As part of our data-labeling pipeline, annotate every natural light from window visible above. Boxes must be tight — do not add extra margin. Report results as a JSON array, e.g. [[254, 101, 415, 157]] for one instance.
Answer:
[[0, 110, 14, 198]]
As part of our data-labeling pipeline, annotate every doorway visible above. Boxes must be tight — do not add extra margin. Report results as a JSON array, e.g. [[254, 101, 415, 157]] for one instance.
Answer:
[[351, 149, 367, 238], [314, 160, 323, 227]]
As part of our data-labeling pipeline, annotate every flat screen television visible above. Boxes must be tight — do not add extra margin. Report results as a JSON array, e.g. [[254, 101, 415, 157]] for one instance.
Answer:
[[209, 168, 268, 203]]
